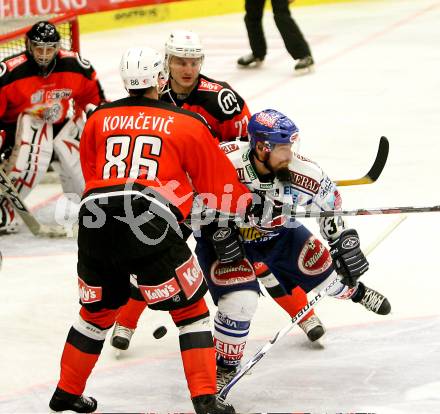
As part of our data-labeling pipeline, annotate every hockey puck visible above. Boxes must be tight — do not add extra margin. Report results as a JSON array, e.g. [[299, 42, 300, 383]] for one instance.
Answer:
[[153, 325, 167, 339]]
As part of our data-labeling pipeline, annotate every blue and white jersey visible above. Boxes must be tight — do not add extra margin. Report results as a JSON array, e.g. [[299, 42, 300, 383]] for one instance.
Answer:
[[219, 141, 346, 243]]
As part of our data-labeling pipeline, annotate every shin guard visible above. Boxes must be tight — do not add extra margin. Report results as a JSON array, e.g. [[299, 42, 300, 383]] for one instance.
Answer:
[[170, 299, 216, 398], [57, 308, 117, 395]]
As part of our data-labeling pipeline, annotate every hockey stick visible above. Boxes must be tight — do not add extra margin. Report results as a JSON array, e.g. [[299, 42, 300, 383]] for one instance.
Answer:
[[195, 204, 438, 228], [0, 167, 68, 237], [287, 204, 439, 219], [335, 136, 389, 186], [217, 215, 407, 402]]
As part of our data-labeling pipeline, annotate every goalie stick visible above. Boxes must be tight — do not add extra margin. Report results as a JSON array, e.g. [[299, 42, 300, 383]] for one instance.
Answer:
[[335, 136, 389, 186], [217, 215, 407, 402], [0, 167, 68, 237]]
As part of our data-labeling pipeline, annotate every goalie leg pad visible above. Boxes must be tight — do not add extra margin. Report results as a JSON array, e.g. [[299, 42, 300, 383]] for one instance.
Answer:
[[4, 114, 53, 200], [214, 290, 258, 368], [53, 117, 85, 196], [0, 197, 18, 233]]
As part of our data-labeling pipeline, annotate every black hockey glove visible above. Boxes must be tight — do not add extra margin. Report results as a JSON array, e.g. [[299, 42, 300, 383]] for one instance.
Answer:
[[211, 224, 245, 264], [328, 229, 369, 287], [244, 193, 284, 229]]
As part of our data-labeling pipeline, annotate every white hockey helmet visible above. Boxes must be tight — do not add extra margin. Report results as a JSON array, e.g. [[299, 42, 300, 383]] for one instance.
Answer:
[[119, 46, 168, 91], [165, 30, 204, 60]]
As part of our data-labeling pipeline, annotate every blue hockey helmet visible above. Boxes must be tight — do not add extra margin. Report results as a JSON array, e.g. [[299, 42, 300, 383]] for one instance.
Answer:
[[248, 109, 299, 152]]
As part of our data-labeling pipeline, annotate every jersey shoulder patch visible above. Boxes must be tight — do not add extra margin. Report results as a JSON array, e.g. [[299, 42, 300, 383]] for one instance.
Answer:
[[58, 49, 77, 59], [55, 50, 94, 80], [59, 50, 92, 69], [290, 153, 325, 195], [195, 75, 243, 119], [219, 141, 240, 155], [220, 141, 248, 167], [197, 78, 223, 93], [3, 53, 28, 72]]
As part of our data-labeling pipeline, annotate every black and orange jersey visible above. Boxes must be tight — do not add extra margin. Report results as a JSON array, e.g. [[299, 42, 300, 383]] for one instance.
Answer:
[[161, 74, 250, 142], [80, 96, 251, 219], [0, 50, 105, 125]]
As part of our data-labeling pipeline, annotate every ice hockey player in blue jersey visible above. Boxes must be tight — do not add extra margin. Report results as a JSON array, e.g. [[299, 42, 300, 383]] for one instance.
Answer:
[[193, 109, 391, 390]]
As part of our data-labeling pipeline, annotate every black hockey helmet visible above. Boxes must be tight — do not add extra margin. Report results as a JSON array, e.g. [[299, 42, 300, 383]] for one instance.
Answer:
[[26, 21, 60, 43], [26, 21, 60, 68]]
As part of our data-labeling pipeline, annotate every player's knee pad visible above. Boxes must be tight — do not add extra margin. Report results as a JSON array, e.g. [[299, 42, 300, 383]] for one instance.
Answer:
[[257, 271, 279, 289], [214, 290, 258, 368], [78, 308, 118, 333], [217, 289, 258, 321], [170, 298, 210, 331], [4, 114, 53, 199], [53, 117, 85, 197], [177, 315, 211, 336], [258, 270, 292, 299]]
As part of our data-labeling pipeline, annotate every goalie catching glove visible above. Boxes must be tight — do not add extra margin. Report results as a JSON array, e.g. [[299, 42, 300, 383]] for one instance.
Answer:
[[328, 229, 369, 287]]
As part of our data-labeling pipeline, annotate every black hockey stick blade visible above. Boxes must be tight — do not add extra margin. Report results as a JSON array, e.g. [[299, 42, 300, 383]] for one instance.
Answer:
[[335, 136, 389, 186]]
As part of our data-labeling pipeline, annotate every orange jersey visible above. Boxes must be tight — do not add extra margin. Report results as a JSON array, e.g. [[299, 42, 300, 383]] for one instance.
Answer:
[[80, 96, 251, 219], [161, 74, 251, 142], [0, 50, 105, 125]]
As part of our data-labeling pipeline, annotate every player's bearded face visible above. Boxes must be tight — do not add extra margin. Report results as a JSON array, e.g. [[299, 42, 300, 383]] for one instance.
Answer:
[[267, 144, 293, 181], [169, 56, 202, 91]]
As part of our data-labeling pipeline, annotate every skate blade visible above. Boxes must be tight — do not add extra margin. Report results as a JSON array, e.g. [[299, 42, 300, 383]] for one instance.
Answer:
[[0, 225, 19, 235], [294, 65, 315, 76], [114, 348, 122, 359], [309, 338, 325, 349], [237, 61, 264, 69], [50, 410, 96, 413]]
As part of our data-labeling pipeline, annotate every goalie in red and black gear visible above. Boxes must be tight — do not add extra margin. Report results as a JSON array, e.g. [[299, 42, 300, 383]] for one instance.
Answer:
[[48, 46, 251, 414], [0, 21, 105, 233]]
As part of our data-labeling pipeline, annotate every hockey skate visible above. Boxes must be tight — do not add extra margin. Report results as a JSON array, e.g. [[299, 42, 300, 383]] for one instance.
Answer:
[[352, 282, 391, 315], [192, 394, 235, 414], [0, 200, 18, 234], [49, 387, 97, 413], [216, 366, 238, 394], [294, 55, 314, 74], [237, 53, 264, 68], [298, 314, 326, 342], [110, 323, 135, 353]]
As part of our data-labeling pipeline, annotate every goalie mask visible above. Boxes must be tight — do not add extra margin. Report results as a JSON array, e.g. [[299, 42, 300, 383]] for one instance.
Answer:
[[119, 46, 168, 92], [26, 21, 60, 69]]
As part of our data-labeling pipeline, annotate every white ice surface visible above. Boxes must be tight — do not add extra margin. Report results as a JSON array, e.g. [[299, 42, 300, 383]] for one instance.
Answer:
[[1, 0, 440, 412]]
